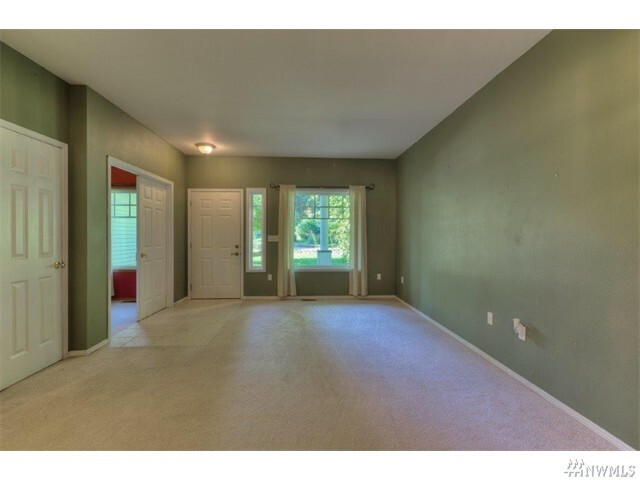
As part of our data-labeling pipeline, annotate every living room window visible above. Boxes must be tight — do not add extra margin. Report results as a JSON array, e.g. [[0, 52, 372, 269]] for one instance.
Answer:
[[293, 189, 350, 270]]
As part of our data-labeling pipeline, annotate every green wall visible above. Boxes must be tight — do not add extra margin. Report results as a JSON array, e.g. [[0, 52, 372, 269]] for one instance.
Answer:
[[187, 156, 397, 296], [396, 30, 640, 448], [68, 86, 89, 348], [0, 42, 69, 143]]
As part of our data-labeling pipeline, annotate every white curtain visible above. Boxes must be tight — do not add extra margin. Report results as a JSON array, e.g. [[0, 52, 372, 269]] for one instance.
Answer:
[[277, 185, 297, 297], [349, 185, 368, 296]]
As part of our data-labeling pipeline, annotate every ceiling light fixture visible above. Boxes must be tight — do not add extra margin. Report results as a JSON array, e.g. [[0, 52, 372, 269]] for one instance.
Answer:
[[196, 142, 216, 155]]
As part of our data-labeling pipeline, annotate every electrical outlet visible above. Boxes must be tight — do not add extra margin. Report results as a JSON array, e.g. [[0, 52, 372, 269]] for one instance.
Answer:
[[377, 273, 382, 280], [518, 325, 526, 341], [487, 312, 493, 326], [513, 318, 526, 341], [267, 274, 272, 281], [401, 276, 404, 284]]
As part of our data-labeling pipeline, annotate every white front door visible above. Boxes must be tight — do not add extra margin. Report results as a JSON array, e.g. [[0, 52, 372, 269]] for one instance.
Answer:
[[137, 177, 167, 320], [0, 125, 66, 390], [190, 190, 242, 299]]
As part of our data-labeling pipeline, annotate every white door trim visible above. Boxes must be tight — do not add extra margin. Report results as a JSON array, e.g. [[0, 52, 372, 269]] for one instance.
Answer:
[[107, 156, 174, 341], [0, 119, 69, 359], [188, 188, 244, 299]]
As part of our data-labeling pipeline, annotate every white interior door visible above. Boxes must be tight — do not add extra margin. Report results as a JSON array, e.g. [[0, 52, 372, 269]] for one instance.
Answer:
[[190, 190, 242, 299], [0, 125, 65, 390], [137, 177, 167, 320]]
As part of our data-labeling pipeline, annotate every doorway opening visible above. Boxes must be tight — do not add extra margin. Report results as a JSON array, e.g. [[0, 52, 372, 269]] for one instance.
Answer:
[[110, 166, 138, 335], [107, 156, 175, 342]]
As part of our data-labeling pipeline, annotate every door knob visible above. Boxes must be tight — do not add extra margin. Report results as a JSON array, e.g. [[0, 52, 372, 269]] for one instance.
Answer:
[[140, 252, 148, 258], [231, 252, 239, 256], [53, 261, 66, 269]]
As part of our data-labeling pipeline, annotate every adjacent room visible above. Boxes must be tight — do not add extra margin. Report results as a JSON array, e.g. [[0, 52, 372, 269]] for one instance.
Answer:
[[110, 166, 138, 337], [0, 29, 638, 451]]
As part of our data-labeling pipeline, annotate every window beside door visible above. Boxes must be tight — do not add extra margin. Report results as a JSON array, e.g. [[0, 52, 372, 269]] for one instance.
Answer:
[[246, 188, 266, 272], [111, 189, 137, 269], [294, 190, 350, 270]]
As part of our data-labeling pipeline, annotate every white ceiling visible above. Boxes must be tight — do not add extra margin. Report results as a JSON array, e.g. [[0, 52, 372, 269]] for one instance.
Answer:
[[1, 30, 549, 158]]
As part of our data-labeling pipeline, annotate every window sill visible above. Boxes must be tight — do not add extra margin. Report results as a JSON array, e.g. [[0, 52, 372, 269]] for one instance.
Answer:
[[294, 268, 349, 273]]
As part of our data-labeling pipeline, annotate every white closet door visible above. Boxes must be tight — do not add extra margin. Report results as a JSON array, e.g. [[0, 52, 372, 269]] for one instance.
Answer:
[[137, 177, 168, 320], [0, 126, 65, 390]]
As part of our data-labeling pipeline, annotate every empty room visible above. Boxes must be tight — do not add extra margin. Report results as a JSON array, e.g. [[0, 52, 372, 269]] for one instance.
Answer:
[[0, 24, 638, 464]]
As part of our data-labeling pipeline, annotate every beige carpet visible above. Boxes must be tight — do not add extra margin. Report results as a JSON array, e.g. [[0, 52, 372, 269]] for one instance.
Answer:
[[0, 298, 616, 450]]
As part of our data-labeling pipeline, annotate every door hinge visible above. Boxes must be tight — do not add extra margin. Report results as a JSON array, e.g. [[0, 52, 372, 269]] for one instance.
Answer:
[[190, 284, 192, 291], [189, 242, 192, 249]]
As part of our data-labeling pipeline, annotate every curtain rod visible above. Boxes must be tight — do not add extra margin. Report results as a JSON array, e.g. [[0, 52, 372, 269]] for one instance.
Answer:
[[269, 183, 375, 191]]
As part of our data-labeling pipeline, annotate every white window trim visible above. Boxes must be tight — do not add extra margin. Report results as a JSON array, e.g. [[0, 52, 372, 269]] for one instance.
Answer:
[[293, 188, 350, 272], [246, 187, 267, 273]]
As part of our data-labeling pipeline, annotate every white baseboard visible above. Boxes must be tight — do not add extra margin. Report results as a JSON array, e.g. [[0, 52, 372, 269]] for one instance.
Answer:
[[172, 296, 189, 306], [283, 294, 397, 300], [242, 295, 396, 300], [284, 295, 349, 300], [67, 339, 109, 357], [394, 296, 635, 451]]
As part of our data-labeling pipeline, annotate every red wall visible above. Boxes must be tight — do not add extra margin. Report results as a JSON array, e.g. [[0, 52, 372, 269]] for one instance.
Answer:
[[112, 270, 136, 299], [111, 166, 137, 299], [111, 166, 137, 187]]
